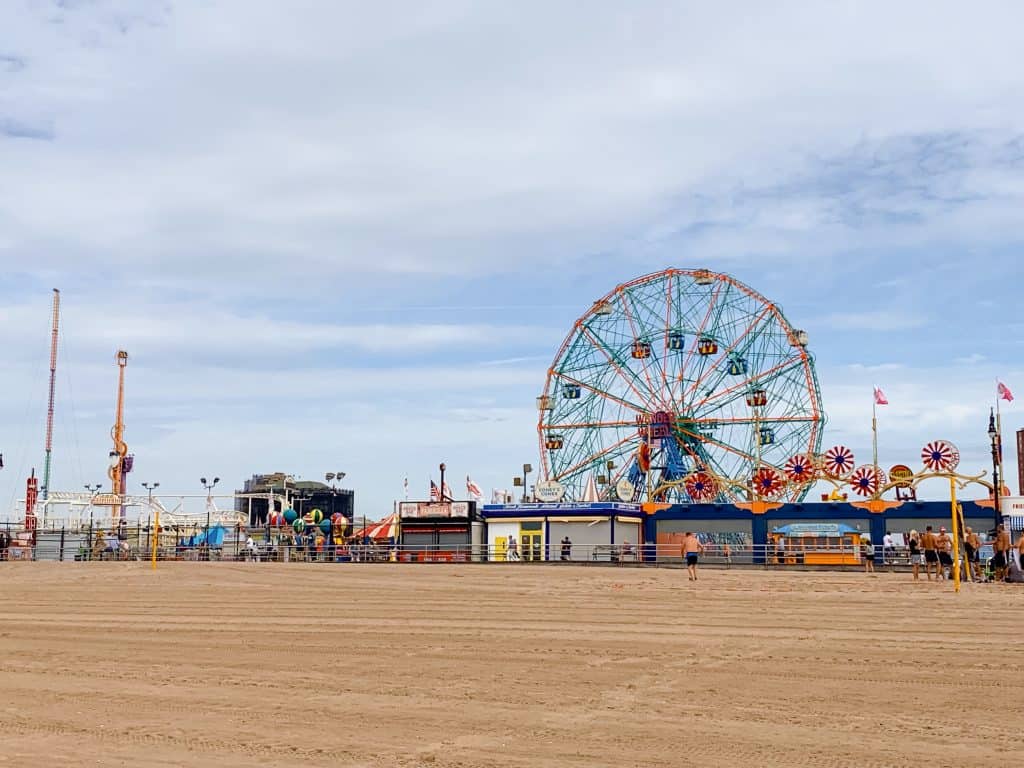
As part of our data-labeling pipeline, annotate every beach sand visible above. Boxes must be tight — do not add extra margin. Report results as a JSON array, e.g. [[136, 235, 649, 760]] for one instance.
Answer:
[[0, 562, 1020, 767]]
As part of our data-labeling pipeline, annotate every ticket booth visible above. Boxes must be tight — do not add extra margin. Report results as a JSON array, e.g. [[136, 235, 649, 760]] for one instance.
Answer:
[[770, 523, 863, 565]]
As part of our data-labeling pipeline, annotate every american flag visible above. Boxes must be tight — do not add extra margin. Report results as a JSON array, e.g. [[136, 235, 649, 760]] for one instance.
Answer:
[[430, 480, 441, 501], [466, 476, 483, 501]]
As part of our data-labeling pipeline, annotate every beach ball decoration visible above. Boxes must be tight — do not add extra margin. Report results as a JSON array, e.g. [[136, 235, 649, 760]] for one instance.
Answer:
[[268, 513, 284, 527], [751, 466, 784, 498], [309, 508, 324, 524], [784, 453, 816, 484], [921, 440, 960, 473], [292, 518, 306, 534], [318, 519, 333, 535], [823, 445, 856, 479], [684, 470, 718, 502], [283, 507, 298, 524], [849, 465, 887, 497]]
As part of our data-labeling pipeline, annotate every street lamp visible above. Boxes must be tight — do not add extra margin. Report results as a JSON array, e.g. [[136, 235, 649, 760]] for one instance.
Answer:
[[989, 409, 1001, 531], [439, 463, 447, 501], [141, 481, 160, 508], [521, 463, 533, 502], [84, 484, 101, 549], [200, 476, 219, 560]]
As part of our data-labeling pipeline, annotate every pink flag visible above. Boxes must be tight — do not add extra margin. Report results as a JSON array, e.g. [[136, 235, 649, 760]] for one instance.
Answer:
[[873, 387, 888, 406], [998, 381, 1014, 402], [466, 476, 483, 501]]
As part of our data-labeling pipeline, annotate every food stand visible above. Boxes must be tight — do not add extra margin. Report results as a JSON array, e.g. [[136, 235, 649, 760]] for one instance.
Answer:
[[770, 523, 864, 565]]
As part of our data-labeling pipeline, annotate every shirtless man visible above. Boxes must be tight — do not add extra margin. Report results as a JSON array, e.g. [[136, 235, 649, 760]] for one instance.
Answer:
[[682, 532, 704, 581], [965, 527, 982, 581], [921, 526, 939, 581], [935, 527, 953, 580], [993, 524, 1011, 581]]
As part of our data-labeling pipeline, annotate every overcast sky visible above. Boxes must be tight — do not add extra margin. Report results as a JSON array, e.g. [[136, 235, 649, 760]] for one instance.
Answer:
[[2, 1, 1023, 518]]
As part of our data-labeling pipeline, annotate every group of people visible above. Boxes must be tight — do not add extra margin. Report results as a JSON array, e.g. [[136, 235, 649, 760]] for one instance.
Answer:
[[904, 523, 1024, 582]]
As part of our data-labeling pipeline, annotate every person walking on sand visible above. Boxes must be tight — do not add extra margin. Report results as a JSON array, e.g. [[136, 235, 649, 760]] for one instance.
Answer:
[[682, 532, 704, 581], [907, 530, 921, 581], [722, 542, 732, 568], [921, 526, 939, 581]]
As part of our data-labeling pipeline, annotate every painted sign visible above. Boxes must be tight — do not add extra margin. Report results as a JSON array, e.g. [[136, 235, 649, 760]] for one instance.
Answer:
[[616, 478, 636, 502], [889, 464, 913, 488], [534, 480, 565, 503], [399, 501, 470, 518]]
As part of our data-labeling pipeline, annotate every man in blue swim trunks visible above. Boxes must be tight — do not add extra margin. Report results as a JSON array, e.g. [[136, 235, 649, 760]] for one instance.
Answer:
[[683, 532, 704, 581]]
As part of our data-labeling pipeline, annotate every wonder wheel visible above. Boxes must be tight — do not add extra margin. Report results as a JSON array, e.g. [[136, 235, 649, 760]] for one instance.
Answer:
[[537, 268, 825, 502]]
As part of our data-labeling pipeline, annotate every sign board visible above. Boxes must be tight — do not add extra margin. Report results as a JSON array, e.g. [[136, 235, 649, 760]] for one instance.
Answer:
[[534, 480, 565, 503], [1000, 496, 1024, 517], [616, 478, 636, 502], [774, 523, 856, 536], [90, 493, 124, 506], [399, 501, 470, 518], [889, 464, 913, 488]]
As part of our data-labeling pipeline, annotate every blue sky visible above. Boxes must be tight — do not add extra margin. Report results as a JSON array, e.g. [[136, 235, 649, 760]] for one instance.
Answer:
[[2, 1, 1023, 518]]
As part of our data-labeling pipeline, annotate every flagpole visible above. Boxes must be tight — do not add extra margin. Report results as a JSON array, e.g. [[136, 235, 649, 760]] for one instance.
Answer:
[[996, 380, 1004, 492], [872, 394, 879, 492]]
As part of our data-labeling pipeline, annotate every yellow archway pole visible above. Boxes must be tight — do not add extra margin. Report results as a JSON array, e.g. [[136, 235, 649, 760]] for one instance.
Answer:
[[949, 476, 960, 593], [151, 506, 159, 570]]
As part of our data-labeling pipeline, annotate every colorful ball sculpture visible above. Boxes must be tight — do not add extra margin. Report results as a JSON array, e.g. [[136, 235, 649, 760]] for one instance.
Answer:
[[283, 507, 298, 524], [292, 518, 306, 534], [309, 508, 324, 524], [318, 519, 332, 535]]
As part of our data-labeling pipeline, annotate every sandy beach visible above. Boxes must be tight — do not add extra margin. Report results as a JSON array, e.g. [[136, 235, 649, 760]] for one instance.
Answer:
[[0, 562, 1020, 767]]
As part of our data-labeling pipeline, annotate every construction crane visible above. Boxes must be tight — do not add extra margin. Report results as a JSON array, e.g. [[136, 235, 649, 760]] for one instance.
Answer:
[[108, 350, 131, 532]]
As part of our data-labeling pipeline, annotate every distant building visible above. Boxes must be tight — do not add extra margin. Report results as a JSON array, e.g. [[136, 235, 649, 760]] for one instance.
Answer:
[[235, 472, 354, 531]]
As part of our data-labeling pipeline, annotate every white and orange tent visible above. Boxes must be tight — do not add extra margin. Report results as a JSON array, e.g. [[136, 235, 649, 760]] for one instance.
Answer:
[[353, 513, 399, 541]]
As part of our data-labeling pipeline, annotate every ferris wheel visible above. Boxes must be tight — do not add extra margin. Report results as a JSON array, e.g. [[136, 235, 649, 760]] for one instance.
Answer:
[[537, 268, 825, 503]]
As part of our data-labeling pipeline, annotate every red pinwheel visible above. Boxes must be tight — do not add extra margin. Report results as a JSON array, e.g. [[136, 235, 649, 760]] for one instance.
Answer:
[[751, 466, 784, 498], [684, 471, 718, 502], [921, 440, 960, 473], [823, 445, 856, 478], [784, 453, 816, 484], [849, 465, 887, 497]]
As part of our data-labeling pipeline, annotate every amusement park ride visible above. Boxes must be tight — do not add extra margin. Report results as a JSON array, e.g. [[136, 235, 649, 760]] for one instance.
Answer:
[[534, 268, 1003, 511]]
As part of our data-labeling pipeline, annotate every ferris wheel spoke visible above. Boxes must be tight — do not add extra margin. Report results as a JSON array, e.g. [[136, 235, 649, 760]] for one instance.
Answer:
[[673, 280, 723, 404], [580, 327, 654, 409], [675, 424, 758, 466], [555, 373, 646, 414], [545, 420, 637, 430], [552, 434, 637, 483], [619, 289, 660, 401], [681, 304, 773, 403], [691, 356, 805, 411]]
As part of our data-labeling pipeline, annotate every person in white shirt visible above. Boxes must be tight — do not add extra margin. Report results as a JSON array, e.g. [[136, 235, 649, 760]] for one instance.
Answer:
[[882, 531, 895, 565]]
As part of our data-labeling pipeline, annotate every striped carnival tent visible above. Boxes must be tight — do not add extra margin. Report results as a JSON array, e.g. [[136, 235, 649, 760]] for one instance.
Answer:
[[354, 513, 398, 541]]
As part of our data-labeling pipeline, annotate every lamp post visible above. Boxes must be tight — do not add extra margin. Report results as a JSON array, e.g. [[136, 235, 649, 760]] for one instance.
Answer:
[[84, 483, 101, 551], [521, 463, 533, 502], [988, 409, 1001, 531], [141, 482, 159, 553], [439, 463, 447, 501], [200, 476, 219, 560]]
